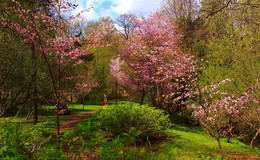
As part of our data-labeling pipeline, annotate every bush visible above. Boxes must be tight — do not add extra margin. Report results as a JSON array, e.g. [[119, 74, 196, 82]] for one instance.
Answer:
[[76, 103, 170, 159], [0, 120, 66, 160], [91, 103, 171, 138]]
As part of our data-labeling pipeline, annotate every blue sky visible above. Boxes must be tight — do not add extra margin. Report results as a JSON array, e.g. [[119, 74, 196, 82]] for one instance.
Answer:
[[71, 0, 163, 21]]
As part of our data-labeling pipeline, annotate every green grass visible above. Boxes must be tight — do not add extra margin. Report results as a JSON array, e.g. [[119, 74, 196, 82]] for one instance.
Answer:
[[76, 103, 259, 160], [0, 103, 103, 131], [42, 104, 103, 114], [148, 123, 259, 160], [0, 103, 104, 159], [107, 100, 136, 105], [2, 101, 259, 159], [69, 104, 103, 114]]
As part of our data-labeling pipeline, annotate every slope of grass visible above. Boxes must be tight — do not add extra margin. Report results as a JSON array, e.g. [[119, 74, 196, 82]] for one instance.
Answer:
[[149, 123, 259, 160], [77, 104, 259, 160]]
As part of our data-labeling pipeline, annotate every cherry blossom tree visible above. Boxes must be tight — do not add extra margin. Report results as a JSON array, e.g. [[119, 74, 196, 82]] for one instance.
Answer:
[[116, 13, 197, 111], [1, 0, 111, 129], [1, 0, 56, 123], [241, 104, 260, 147], [110, 57, 127, 85], [109, 57, 128, 102], [188, 79, 259, 154]]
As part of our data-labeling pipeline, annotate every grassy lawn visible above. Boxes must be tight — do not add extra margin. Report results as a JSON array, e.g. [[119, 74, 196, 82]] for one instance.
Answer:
[[149, 124, 259, 159], [69, 104, 103, 114], [43, 104, 103, 114]]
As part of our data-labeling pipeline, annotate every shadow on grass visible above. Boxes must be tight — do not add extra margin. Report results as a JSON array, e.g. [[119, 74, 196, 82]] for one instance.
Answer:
[[169, 114, 203, 134]]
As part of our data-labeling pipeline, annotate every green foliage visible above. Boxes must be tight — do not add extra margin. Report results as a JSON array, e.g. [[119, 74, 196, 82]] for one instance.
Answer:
[[0, 120, 66, 159], [0, 30, 34, 116], [97, 136, 151, 160], [147, 122, 259, 160], [88, 92, 104, 102], [43, 104, 102, 115], [107, 93, 123, 100], [34, 145, 67, 160], [58, 129, 85, 159], [77, 105, 259, 159], [97, 136, 125, 160], [77, 117, 97, 137], [190, 0, 260, 146], [77, 119, 151, 160], [198, 154, 224, 160], [76, 103, 171, 159], [79, 53, 95, 62], [92, 103, 171, 138], [122, 127, 143, 145]]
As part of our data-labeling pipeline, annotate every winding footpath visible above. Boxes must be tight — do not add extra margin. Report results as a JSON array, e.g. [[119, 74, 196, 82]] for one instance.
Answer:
[[53, 107, 105, 135], [55, 99, 124, 134]]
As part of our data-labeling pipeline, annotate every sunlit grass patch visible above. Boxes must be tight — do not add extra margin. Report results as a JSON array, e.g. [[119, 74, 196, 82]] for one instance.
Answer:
[[153, 124, 260, 160], [76, 101, 259, 160], [69, 104, 102, 114]]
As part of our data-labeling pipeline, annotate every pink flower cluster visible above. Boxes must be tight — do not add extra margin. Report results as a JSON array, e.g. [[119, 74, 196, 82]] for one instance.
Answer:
[[188, 79, 259, 126], [110, 57, 128, 85], [116, 13, 197, 110], [1, 0, 113, 101]]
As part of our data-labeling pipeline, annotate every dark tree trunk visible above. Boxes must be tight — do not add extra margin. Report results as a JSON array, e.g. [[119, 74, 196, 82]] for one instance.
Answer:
[[250, 129, 259, 147], [115, 81, 118, 104], [216, 138, 223, 155], [82, 94, 86, 111], [31, 44, 38, 125], [140, 89, 146, 105]]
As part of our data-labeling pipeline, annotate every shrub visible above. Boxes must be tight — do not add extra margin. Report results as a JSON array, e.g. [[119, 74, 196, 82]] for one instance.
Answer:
[[91, 103, 171, 138], [77, 103, 170, 159], [0, 120, 66, 160]]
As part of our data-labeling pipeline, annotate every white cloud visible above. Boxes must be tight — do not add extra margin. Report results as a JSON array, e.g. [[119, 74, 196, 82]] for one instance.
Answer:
[[70, 0, 99, 21], [81, 9, 99, 21], [110, 0, 161, 16], [86, 0, 107, 9], [71, 0, 162, 21]]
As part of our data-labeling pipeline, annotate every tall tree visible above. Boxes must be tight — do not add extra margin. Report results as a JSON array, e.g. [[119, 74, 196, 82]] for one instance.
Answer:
[[162, 0, 201, 50], [116, 14, 134, 40], [188, 79, 259, 154], [0, 0, 111, 128], [194, 0, 260, 145], [115, 13, 197, 112]]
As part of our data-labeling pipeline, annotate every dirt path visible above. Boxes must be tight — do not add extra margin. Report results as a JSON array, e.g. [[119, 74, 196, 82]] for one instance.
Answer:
[[53, 98, 123, 135], [53, 109, 100, 135]]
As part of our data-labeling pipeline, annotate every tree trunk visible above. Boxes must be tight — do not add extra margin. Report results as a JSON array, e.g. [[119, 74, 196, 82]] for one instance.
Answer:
[[216, 138, 223, 155], [82, 94, 86, 111], [115, 81, 118, 104], [156, 83, 163, 108], [31, 44, 38, 125], [56, 113, 60, 135], [140, 89, 145, 105], [33, 86, 38, 125], [250, 129, 259, 147]]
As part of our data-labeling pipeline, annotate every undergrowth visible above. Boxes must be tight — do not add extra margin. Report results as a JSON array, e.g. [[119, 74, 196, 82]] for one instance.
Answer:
[[76, 103, 260, 160]]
